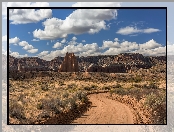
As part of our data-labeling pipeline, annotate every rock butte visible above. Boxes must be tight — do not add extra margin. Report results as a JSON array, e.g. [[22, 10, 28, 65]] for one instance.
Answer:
[[59, 52, 79, 72]]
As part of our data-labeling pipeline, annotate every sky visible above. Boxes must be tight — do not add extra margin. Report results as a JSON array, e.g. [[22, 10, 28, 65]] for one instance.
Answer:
[[1, 2, 172, 61]]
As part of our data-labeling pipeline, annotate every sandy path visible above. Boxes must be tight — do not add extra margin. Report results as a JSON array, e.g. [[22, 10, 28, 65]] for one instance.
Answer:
[[72, 93, 135, 124]]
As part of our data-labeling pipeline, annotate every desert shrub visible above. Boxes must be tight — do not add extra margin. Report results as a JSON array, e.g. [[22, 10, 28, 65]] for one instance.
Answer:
[[9, 101, 25, 119], [76, 91, 88, 103], [142, 84, 149, 89], [62, 91, 69, 98], [40, 98, 62, 114], [59, 81, 65, 86], [67, 83, 77, 89], [133, 84, 142, 88], [111, 88, 128, 96], [102, 86, 111, 90], [91, 84, 98, 89], [84, 86, 91, 91], [144, 92, 166, 124], [37, 103, 43, 110], [41, 86, 49, 91], [133, 75, 142, 83], [149, 82, 158, 89], [112, 83, 122, 89], [67, 98, 77, 110]]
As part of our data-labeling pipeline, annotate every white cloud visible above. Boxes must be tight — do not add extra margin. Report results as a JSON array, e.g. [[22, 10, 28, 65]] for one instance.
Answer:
[[18, 41, 38, 53], [167, 41, 174, 55], [61, 38, 66, 43], [38, 38, 166, 61], [139, 39, 162, 49], [114, 38, 119, 42], [53, 42, 62, 48], [2, 2, 50, 19], [116, 26, 141, 35], [10, 51, 28, 58], [72, 2, 122, 7], [47, 42, 49, 45], [33, 8, 118, 40], [41, 42, 100, 60], [143, 28, 161, 33], [2, 48, 7, 55], [28, 32, 30, 34], [72, 36, 77, 41], [19, 41, 29, 46], [23, 44, 34, 50], [82, 40, 86, 42], [2, 35, 7, 42], [27, 49, 38, 53], [116, 26, 161, 35], [103, 39, 165, 56], [68, 40, 77, 45], [31, 39, 40, 41], [9, 37, 20, 44], [37, 51, 49, 57], [103, 41, 120, 48], [9, 9, 52, 24]]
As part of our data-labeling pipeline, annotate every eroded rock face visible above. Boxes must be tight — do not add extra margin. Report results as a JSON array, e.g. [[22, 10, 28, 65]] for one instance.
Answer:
[[59, 52, 79, 72], [9, 53, 166, 73]]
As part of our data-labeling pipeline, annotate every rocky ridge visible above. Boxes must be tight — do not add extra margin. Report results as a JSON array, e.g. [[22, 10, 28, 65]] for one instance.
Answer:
[[9, 53, 166, 73]]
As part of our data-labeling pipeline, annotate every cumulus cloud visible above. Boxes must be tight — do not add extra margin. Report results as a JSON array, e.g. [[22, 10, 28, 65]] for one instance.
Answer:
[[19, 41, 38, 53], [139, 39, 162, 49], [33, 8, 118, 40], [53, 42, 62, 48], [9, 37, 20, 44], [82, 40, 86, 42], [2, 2, 50, 19], [27, 49, 38, 53], [37, 51, 49, 57], [114, 38, 119, 42], [72, 2, 122, 7], [41, 42, 101, 61], [31, 39, 40, 41], [116, 26, 161, 35], [28, 32, 30, 34], [103, 39, 166, 56], [72, 36, 77, 41], [2, 2, 50, 16], [9, 9, 52, 24], [10, 51, 28, 58], [61, 38, 66, 43]]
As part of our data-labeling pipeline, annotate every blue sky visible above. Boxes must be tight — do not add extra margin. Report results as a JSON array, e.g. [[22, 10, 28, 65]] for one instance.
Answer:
[[2, 2, 172, 61]]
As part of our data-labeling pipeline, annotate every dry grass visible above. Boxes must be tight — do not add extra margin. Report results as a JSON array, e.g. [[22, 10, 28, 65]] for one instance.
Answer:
[[9, 71, 166, 124]]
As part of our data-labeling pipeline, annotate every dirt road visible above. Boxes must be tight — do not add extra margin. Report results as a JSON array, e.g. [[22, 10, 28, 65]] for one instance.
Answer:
[[72, 93, 136, 124]]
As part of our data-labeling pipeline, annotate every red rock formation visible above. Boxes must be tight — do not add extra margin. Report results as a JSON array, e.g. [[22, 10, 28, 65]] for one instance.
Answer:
[[59, 52, 79, 72]]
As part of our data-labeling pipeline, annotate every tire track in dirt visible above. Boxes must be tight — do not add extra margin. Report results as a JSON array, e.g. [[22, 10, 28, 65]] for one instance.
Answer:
[[72, 93, 136, 124]]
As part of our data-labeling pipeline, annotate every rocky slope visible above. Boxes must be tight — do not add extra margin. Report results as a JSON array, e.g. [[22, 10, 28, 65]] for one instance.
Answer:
[[8, 53, 166, 73]]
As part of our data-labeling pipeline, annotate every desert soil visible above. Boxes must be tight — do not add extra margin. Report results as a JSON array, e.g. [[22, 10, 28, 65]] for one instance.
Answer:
[[72, 93, 136, 124]]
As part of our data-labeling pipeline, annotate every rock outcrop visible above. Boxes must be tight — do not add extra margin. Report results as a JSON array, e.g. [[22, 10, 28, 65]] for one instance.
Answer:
[[59, 52, 79, 72], [9, 53, 166, 73]]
